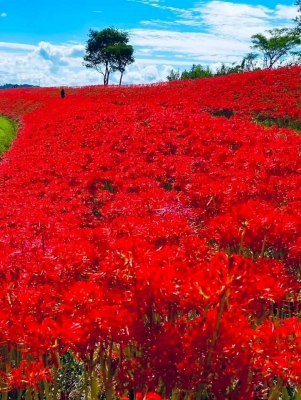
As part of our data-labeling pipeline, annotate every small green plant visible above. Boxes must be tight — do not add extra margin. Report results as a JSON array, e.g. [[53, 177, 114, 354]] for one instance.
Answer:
[[103, 180, 115, 193]]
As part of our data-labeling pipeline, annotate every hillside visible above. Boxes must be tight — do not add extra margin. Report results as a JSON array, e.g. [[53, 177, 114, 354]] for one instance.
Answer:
[[0, 67, 300, 399]]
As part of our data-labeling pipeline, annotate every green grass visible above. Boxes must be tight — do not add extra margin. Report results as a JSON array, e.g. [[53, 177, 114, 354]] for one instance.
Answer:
[[0, 115, 17, 154], [207, 107, 301, 133], [254, 115, 301, 132]]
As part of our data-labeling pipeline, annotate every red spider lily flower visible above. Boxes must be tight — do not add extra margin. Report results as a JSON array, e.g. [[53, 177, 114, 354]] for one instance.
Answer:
[[8, 360, 52, 390], [0, 66, 301, 397]]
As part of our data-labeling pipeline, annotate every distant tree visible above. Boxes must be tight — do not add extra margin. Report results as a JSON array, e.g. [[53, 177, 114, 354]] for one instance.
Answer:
[[167, 64, 213, 81], [250, 28, 301, 69], [166, 69, 181, 81], [214, 62, 243, 75], [166, 62, 251, 82], [240, 53, 259, 71], [181, 64, 213, 79], [83, 28, 135, 85]]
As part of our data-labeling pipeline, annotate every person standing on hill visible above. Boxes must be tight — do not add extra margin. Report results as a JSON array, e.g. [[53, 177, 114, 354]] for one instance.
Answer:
[[60, 88, 65, 99]]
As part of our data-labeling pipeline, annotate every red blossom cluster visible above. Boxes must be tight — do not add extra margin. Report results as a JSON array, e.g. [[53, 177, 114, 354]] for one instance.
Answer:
[[0, 67, 300, 398]]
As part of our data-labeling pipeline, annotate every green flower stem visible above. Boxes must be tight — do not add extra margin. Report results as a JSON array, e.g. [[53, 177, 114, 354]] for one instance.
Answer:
[[53, 365, 58, 400], [206, 288, 229, 371], [43, 379, 51, 400]]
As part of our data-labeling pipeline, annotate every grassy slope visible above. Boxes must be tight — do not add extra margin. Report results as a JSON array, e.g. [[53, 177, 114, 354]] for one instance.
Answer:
[[0, 115, 17, 154]]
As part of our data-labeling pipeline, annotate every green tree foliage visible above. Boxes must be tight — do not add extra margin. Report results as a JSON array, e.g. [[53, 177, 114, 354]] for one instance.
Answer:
[[109, 44, 135, 85], [166, 63, 245, 81], [181, 64, 213, 79], [83, 28, 135, 85], [167, 64, 213, 81], [214, 63, 243, 75], [251, 28, 301, 69]]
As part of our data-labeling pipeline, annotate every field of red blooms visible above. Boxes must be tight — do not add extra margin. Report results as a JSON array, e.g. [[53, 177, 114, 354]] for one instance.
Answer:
[[0, 66, 301, 400]]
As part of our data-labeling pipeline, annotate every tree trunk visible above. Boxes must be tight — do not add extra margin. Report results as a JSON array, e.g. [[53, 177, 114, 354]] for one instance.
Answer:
[[119, 71, 124, 85], [104, 64, 110, 85]]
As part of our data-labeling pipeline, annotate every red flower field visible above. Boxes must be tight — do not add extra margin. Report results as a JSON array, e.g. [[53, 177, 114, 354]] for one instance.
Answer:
[[0, 67, 301, 399]]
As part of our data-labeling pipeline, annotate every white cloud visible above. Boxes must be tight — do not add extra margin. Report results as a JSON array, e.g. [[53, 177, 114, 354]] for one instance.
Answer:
[[0, 41, 88, 87], [135, 0, 297, 33], [128, 0, 163, 5], [0, 1, 299, 86], [128, 0, 299, 74], [275, 4, 298, 20], [193, 1, 297, 39], [112, 63, 173, 85], [0, 42, 36, 51], [129, 29, 249, 60], [35, 41, 85, 60], [1, 13, 7, 17]]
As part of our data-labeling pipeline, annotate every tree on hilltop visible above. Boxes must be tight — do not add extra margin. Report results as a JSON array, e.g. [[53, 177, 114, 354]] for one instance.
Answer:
[[166, 24, 301, 82], [109, 44, 135, 85], [250, 28, 301, 69], [83, 28, 135, 85]]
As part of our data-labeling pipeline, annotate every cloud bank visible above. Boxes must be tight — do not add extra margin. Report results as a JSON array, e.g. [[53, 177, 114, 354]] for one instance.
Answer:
[[0, 1, 298, 86]]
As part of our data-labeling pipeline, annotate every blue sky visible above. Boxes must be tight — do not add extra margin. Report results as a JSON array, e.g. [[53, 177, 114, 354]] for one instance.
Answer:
[[0, 0, 298, 86]]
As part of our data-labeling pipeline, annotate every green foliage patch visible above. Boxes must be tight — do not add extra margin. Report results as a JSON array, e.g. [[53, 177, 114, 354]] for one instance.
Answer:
[[209, 109, 235, 119], [207, 108, 301, 132], [254, 115, 301, 131], [0, 115, 17, 155]]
